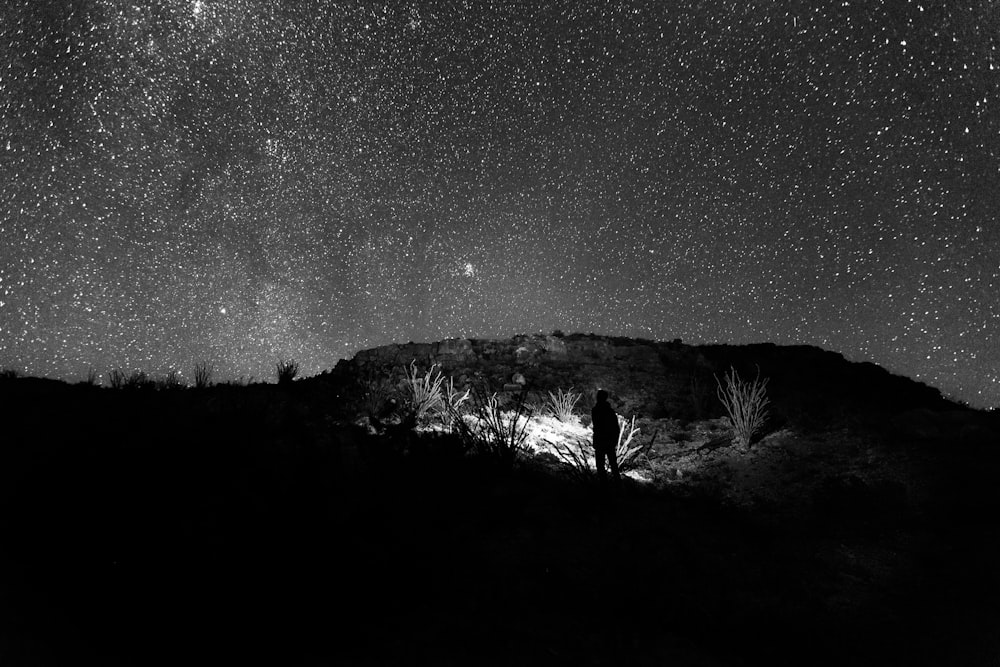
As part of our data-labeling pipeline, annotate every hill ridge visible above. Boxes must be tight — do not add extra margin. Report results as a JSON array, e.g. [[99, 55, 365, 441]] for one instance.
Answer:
[[319, 333, 962, 425]]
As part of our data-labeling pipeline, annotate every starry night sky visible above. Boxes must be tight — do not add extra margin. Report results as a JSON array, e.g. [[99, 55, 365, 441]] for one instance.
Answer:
[[1, 1, 997, 406]]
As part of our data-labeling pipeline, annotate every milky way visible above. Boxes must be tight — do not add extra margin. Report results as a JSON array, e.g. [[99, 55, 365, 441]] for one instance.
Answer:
[[1, 1, 998, 407]]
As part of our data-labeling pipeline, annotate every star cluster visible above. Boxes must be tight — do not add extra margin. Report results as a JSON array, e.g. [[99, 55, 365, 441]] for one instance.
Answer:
[[1, 1, 997, 406]]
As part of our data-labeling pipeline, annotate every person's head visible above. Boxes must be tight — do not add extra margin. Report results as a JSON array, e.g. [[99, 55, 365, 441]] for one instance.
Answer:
[[596, 389, 609, 403]]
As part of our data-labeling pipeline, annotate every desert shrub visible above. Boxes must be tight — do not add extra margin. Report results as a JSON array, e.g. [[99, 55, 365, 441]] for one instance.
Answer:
[[108, 369, 153, 390], [688, 373, 715, 420], [361, 376, 397, 427], [715, 366, 770, 449], [84, 368, 99, 386], [0, 369, 20, 380], [550, 437, 597, 482], [276, 359, 299, 385], [126, 370, 153, 390], [193, 361, 213, 389], [615, 415, 649, 471], [108, 369, 125, 389], [450, 390, 533, 469], [157, 370, 184, 390], [440, 376, 470, 430], [404, 361, 446, 423], [545, 387, 581, 422]]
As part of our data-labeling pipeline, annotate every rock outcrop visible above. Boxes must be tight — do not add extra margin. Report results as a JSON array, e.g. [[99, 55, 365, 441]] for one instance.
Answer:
[[320, 333, 961, 427]]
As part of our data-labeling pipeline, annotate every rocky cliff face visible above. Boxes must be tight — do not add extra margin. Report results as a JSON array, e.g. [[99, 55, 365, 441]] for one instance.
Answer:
[[325, 334, 719, 420], [319, 333, 961, 427]]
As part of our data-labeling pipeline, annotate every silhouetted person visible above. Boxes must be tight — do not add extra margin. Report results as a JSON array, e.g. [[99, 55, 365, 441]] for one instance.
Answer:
[[591, 389, 621, 483]]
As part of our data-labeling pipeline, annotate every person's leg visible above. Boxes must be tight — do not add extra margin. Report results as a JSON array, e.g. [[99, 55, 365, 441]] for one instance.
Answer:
[[608, 446, 621, 482], [595, 445, 607, 481]]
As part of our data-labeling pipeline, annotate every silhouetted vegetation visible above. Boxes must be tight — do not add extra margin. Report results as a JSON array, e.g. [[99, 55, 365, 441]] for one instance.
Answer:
[[275, 359, 299, 385], [362, 374, 395, 427], [107, 368, 125, 389], [107, 368, 155, 390], [193, 361, 213, 389], [450, 390, 534, 469], [156, 370, 184, 390]]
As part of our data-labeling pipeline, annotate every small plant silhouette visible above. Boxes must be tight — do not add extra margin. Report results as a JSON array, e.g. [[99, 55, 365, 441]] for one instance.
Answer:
[[276, 359, 299, 385], [157, 370, 184, 390], [715, 366, 770, 449], [108, 368, 126, 389], [125, 370, 152, 390], [193, 361, 213, 389], [108, 369, 153, 390], [549, 437, 596, 482], [107, 369, 154, 390], [362, 376, 396, 427]]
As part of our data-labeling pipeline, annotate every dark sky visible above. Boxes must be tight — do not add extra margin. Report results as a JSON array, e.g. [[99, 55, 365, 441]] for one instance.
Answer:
[[1, 1, 997, 407]]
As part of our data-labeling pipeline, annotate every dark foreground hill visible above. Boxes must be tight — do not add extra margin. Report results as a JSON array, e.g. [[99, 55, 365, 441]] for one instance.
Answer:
[[0, 335, 998, 666]]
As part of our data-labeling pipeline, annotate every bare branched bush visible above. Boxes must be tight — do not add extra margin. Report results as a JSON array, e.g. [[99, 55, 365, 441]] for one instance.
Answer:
[[157, 370, 184, 390], [450, 390, 533, 469], [0, 369, 20, 380], [715, 366, 770, 449], [127, 370, 151, 390], [404, 361, 445, 423], [362, 376, 396, 426], [276, 359, 299, 385], [193, 361, 213, 389], [545, 387, 581, 422], [108, 369, 126, 389], [110, 370, 152, 390], [689, 373, 714, 420]]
